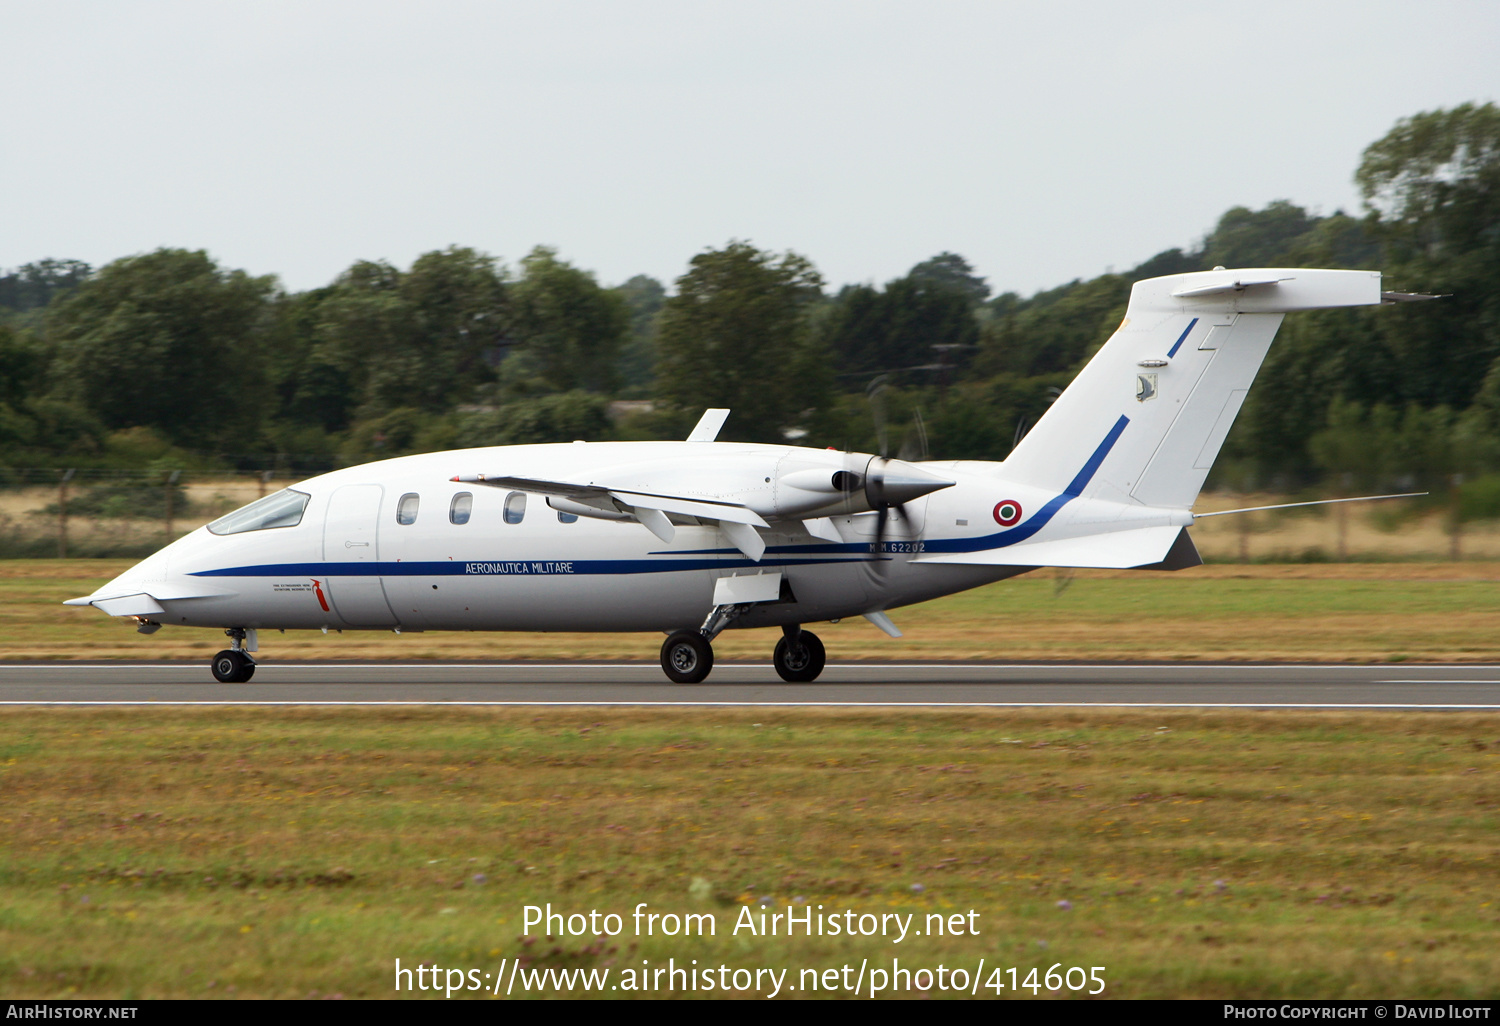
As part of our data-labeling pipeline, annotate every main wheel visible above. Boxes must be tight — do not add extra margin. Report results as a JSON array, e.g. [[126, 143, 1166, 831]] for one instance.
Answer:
[[211, 649, 256, 684], [773, 629, 826, 682], [660, 631, 714, 684]]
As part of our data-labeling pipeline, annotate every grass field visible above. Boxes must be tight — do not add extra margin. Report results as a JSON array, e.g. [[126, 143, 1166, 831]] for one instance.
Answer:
[[1, 707, 1496, 999], [10, 559, 1500, 663]]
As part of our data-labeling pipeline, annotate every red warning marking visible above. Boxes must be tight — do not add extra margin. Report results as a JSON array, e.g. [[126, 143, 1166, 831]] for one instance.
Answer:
[[992, 500, 1022, 527], [311, 579, 330, 612]]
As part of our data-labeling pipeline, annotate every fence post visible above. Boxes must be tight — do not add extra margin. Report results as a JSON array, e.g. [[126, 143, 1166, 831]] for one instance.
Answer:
[[1450, 473, 1464, 562], [1336, 472, 1352, 562], [58, 468, 76, 558]]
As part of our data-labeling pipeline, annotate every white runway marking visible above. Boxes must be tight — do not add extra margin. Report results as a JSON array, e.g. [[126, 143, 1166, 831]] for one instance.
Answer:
[[6, 701, 1500, 709]]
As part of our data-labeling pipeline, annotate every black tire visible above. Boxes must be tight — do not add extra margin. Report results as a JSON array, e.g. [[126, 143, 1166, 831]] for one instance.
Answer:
[[660, 630, 714, 684], [211, 649, 255, 684], [773, 629, 826, 683]]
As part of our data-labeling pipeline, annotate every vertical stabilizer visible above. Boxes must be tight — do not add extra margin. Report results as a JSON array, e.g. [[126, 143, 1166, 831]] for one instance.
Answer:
[[1002, 268, 1382, 508]]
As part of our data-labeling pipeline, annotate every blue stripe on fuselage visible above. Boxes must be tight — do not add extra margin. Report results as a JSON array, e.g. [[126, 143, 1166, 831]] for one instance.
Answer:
[[189, 555, 874, 579], [920, 413, 1129, 555]]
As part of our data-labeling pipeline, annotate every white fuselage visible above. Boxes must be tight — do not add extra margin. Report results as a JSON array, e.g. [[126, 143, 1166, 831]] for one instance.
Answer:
[[96, 441, 1039, 636]]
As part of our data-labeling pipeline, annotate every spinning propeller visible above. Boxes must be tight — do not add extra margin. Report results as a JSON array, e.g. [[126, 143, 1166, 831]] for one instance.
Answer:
[[852, 378, 942, 562]]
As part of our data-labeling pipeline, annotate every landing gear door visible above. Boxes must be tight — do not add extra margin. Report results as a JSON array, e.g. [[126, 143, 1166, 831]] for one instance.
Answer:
[[322, 484, 398, 627]]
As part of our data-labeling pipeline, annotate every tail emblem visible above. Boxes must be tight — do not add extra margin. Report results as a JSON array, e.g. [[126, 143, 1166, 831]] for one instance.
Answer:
[[1136, 373, 1158, 402], [992, 501, 1023, 526]]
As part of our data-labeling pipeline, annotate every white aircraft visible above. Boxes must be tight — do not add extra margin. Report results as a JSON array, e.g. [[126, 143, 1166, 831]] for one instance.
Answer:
[[67, 267, 1425, 684]]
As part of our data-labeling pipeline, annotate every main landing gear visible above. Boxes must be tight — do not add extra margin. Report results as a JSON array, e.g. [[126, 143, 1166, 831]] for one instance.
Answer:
[[211, 628, 256, 683], [773, 625, 826, 683], [658, 622, 826, 685]]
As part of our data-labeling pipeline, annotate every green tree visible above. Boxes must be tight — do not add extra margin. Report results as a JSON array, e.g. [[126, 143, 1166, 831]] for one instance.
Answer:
[[47, 249, 274, 449], [614, 274, 666, 395], [655, 241, 826, 442], [316, 247, 510, 417], [454, 391, 612, 447], [821, 275, 979, 382], [907, 252, 990, 304], [0, 258, 91, 315], [977, 274, 1128, 378], [1356, 102, 1500, 410], [508, 247, 627, 394], [1200, 200, 1318, 269]]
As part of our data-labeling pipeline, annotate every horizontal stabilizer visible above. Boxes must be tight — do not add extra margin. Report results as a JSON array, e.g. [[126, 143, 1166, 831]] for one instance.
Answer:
[[917, 525, 1187, 569], [1171, 275, 1292, 298]]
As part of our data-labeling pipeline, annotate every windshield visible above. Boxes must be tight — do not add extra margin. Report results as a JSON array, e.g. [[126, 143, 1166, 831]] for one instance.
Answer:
[[207, 489, 311, 536]]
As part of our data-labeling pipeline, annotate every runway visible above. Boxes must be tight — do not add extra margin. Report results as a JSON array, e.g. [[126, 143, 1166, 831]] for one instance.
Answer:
[[2, 661, 1500, 708]]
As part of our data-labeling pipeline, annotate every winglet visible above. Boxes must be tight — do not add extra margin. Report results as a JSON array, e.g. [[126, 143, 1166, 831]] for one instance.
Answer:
[[686, 409, 730, 442]]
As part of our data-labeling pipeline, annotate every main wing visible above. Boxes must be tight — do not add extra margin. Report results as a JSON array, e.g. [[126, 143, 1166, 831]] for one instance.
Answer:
[[451, 473, 772, 560]]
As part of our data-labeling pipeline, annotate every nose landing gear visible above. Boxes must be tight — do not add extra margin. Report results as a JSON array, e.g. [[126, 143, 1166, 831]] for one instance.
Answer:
[[660, 631, 713, 684], [211, 628, 256, 683]]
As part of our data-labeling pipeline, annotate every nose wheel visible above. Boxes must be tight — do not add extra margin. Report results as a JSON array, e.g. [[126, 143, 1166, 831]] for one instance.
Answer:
[[773, 628, 825, 682], [660, 631, 713, 684], [211, 649, 256, 683]]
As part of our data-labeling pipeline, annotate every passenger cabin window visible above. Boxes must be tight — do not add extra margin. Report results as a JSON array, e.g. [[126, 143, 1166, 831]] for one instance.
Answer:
[[450, 492, 473, 525], [396, 493, 420, 525], [503, 491, 526, 525], [207, 489, 311, 536], [557, 509, 578, 524]]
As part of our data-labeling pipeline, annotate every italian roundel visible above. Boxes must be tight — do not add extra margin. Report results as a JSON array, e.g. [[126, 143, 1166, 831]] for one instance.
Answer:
[[992, 500, 1022, 526]]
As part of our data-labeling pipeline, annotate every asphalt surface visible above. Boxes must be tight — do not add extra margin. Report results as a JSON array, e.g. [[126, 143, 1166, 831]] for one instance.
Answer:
[[2, 661, 1499, 707]]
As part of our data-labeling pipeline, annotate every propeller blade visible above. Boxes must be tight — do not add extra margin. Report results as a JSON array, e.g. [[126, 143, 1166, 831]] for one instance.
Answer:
[[866, 375, 891, 457], [897, 409, 928, 463], [870, 499, 889, 562]]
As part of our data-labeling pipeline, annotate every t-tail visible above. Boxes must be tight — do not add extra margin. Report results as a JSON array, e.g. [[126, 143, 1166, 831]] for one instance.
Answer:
[[1002, 268, 1384, 509]]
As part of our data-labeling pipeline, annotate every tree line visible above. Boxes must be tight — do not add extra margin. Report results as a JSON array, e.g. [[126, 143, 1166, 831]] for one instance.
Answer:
[[2, 103, 1498, 509]]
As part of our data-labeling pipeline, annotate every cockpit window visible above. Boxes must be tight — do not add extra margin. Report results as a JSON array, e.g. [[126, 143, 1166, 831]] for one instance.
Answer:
[[207, 489, 311, 536]]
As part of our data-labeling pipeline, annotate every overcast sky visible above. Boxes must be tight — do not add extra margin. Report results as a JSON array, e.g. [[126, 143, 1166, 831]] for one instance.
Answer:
[[3, 1, 1497, 297]]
